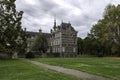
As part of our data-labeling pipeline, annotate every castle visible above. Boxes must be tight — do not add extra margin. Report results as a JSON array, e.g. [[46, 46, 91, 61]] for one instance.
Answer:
[[27, 20, 78, 57]]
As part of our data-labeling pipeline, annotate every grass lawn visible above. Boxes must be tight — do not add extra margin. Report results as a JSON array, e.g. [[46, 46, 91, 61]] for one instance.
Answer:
[[0, 59, 80, 80], [34, 57, 120, 80]]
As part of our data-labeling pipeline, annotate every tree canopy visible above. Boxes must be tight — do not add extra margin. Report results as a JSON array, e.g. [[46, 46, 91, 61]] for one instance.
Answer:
[[89, 4, 120, 56], [31, 33, 48, 53], [0, 0, 27, 58]]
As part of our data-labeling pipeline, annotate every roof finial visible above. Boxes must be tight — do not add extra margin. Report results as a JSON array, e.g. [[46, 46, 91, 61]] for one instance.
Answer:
[[61, 20, 63, 23], [69, 21, 70, 24]]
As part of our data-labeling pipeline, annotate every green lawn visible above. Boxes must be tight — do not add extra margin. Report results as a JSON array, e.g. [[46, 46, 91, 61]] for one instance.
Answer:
[[0, 59, 80, 80], [34, 57, 120, 80]]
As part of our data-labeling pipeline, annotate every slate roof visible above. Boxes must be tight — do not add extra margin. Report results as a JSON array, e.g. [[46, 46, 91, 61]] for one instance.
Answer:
[[60, 22, 75, 31], [26, 32, 39, 36], [26, 31, 51, 38]]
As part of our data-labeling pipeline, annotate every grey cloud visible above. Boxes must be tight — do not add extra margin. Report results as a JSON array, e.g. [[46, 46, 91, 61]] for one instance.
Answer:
[[16, 0, 120, 38], [38, 0, 58, 12]]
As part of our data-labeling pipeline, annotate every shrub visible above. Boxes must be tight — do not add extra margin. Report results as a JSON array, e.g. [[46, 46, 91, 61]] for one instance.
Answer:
[[46, 53, 60, 57], [25, 52, 35, 58], [97, 52, 104, 57]]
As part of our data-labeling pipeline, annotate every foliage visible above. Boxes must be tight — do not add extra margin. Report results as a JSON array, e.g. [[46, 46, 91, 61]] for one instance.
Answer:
[[0, 0, 27, 58], [83, 37, 100, 56], [46, 52, 60, 57], [77, 37, 83, 55], [77, 37, 102, 56], [32, 33, 48, 53], [25, 52, 35, 58], [88, 4, 120, 56], [34, 57, 120, 80]]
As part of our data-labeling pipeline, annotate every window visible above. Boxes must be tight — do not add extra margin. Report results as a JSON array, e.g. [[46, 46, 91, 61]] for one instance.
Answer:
[[58, 48, 59, 52], [51, 42, 52, 46], [62, 47, 65, 52], [53, 48, 55, 53], [73, 47, 76, 52]]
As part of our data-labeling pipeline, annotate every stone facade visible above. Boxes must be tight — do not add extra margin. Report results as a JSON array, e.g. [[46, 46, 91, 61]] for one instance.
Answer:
[[50, 21, 77, 57], [27, 21, 77, 57]]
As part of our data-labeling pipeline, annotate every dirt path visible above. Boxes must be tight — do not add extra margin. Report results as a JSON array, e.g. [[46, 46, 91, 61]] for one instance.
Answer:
[[24, 59, 112, 80]]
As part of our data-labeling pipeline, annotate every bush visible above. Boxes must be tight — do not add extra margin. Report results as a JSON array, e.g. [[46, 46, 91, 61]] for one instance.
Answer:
[[25, 52, 35, 58], [97, 52, 104, 57], [47, 53, 60, 57]]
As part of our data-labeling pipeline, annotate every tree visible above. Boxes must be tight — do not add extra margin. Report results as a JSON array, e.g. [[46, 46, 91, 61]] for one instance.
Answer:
[[32, 33, 48, 54], [77, 37, 83, 55], [0, 0, 27, 58], [89, 4, 120, 56], [82, 36, 99, 56], [104, 4, 120, 56]]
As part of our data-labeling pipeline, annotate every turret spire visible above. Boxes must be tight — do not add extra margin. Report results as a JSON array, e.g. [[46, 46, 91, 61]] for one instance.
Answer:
[[54, 18, 56, 27], [39, 27, 42, 33], [53, 17, 56, 30]]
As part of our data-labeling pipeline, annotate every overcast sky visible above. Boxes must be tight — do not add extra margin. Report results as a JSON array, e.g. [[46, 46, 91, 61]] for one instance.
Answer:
[[15, 0, 120, 38]]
